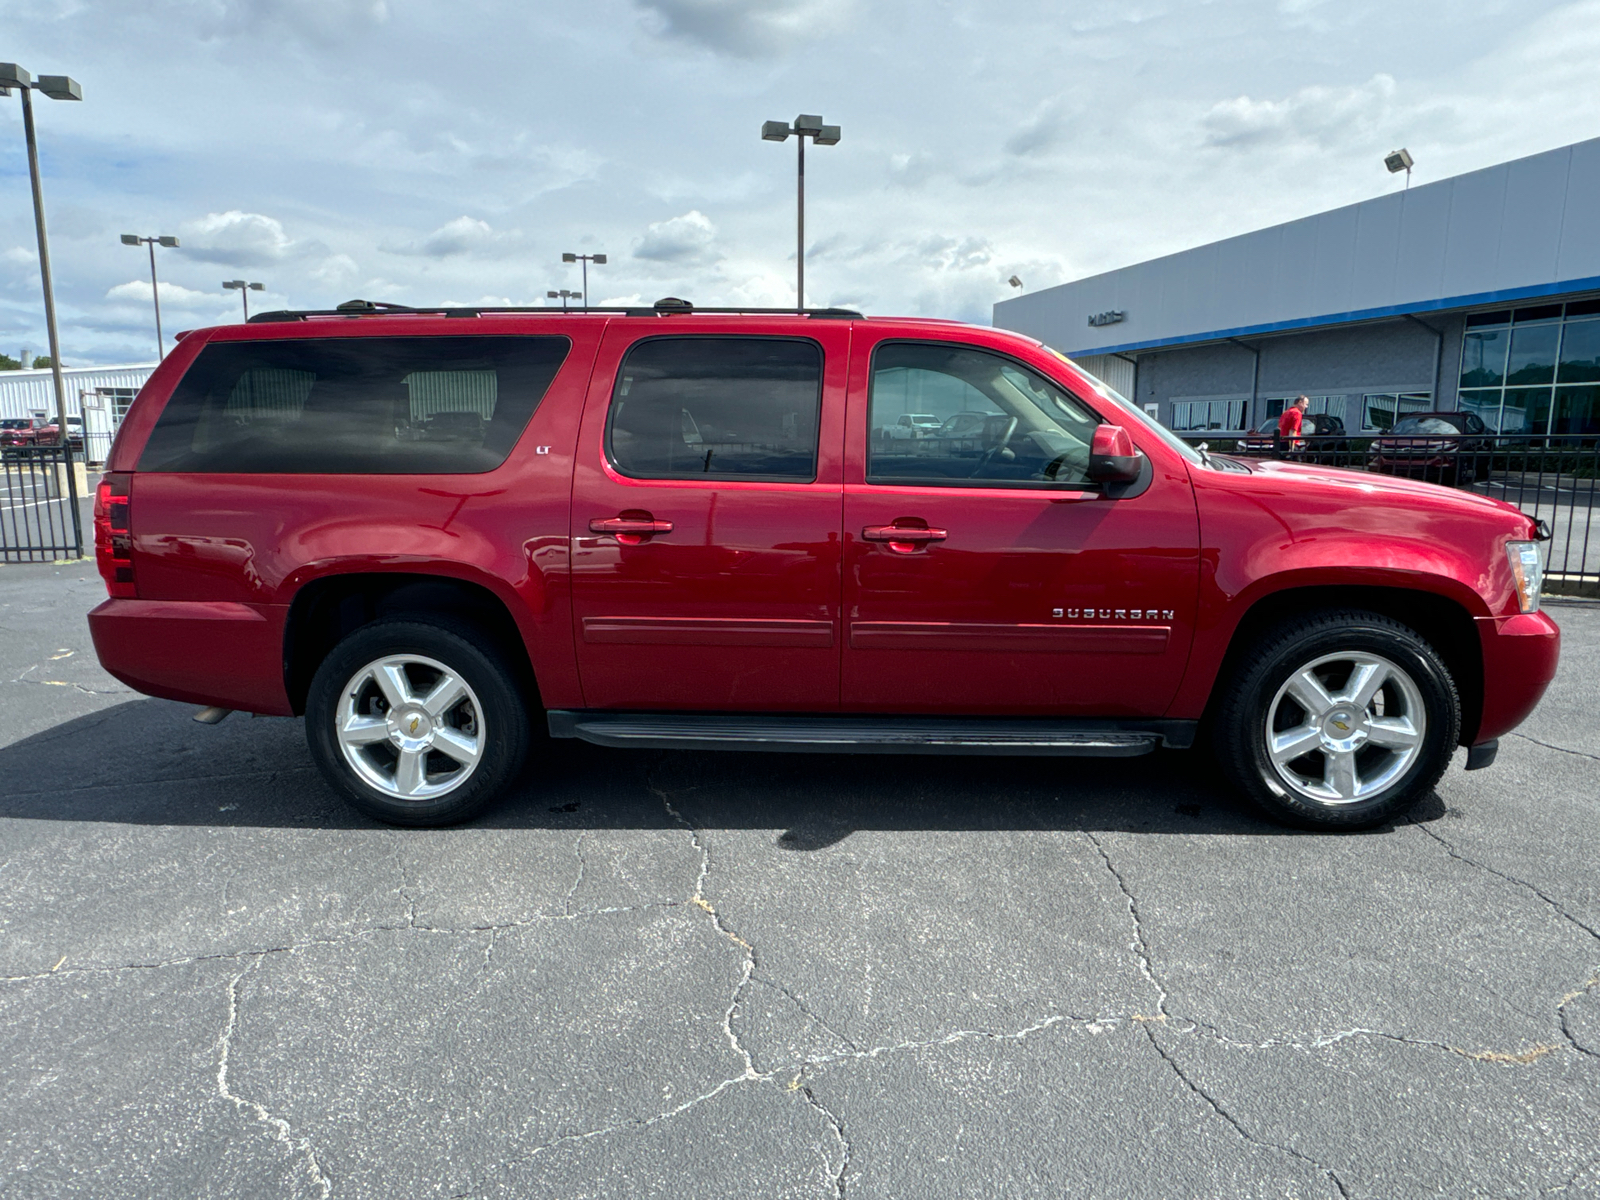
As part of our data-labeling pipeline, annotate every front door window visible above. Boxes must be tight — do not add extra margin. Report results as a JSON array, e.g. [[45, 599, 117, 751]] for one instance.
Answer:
[[868, 343, 1100, 488]]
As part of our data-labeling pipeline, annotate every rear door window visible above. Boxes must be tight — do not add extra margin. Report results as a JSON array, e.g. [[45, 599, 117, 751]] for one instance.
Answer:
[[138, 335, 569, 474], [605, 337, 822, 482]]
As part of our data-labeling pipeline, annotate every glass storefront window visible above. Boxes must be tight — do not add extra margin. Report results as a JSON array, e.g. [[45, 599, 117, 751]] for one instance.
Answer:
[[1553, 385, 1600, 435], [1460, 326, 1510, 388], [1362, 393, 1432, 431], [1499, 387, 1553, 435], [1458, 389, 1504, 431], [1514, 304, 1563, 323], [1171, 399, 1246, 431], [1558, 318, 1600, 383], [1506, 322, 1560, 385], [1458, 299, 1600, 435]]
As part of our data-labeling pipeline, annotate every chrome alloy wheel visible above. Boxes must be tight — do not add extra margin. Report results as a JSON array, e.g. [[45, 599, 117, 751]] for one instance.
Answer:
[[1264, 651, 1426, 806], [335, 654, 485, 802]]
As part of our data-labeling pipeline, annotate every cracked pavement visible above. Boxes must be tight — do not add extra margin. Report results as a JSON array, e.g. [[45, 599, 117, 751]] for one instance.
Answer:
[[1, 563, 1598, 1198]]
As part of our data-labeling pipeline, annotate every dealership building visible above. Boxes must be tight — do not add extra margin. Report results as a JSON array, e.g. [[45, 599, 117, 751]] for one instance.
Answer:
[[994, 135, 1600, 440]]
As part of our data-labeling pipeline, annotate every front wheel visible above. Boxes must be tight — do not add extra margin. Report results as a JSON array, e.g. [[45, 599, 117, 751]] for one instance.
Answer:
[[305, 619, 530, 826], [1214, 610, 1459, 830]]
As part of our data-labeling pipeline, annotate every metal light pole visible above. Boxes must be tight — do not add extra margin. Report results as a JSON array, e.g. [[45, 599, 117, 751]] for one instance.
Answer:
[[547, 289, 582, 313], [561, 253, 606, 312], [2, 68, 80, 437], [2, 63, 84, 554], [223, 279, 264, 321], [121, 233, 179, 358], [762, 114, 840, 311]]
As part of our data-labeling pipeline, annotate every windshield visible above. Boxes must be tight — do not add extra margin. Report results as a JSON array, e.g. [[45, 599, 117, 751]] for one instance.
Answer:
[[1390, 416, 1461, 435], [1045, 347, 1205, 466]]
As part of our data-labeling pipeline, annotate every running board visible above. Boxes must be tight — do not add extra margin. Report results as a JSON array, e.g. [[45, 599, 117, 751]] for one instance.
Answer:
[[546, 711, 1195, 757]]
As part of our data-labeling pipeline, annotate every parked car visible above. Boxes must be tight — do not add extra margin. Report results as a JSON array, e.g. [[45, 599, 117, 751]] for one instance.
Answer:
[[1368, 411, 1492, 486], [1236, 411, 1351, 463], [88, 300, 1558, 832], [0, 415, 60, 452], [0, 417, 34, 448], [883, 413, 941, 439]]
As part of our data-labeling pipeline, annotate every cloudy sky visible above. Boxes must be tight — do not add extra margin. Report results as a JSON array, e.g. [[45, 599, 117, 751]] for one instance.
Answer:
[[3, 0, 1599, 366]]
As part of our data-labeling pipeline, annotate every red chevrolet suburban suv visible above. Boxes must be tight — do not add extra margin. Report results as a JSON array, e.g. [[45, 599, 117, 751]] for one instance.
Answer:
[[88, 299, 1560, 830]]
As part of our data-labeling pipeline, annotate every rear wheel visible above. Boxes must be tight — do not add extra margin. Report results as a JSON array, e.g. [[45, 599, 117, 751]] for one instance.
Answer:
[[1214, 610, 1459, 830], [306, 619, 529, 826]]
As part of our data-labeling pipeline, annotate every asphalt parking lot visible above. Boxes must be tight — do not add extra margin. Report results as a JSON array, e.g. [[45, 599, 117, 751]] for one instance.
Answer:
[[1, 564, 1598, 1199]]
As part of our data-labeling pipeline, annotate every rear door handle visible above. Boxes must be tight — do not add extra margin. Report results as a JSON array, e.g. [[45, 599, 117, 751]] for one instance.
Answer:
[[590, 516, 674, 544], [862, 524, 947, 552]]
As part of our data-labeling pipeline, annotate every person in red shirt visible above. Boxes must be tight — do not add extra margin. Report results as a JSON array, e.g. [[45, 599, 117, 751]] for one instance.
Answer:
[[1277, 394, 1310, 449]]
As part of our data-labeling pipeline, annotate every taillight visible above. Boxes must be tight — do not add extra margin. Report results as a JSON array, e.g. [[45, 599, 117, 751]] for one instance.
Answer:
[[94, 473, 135, 598]]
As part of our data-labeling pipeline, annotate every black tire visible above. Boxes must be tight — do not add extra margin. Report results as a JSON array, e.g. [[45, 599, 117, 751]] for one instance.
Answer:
[[1213, 610, 1459, 830], [305, 618, 530, 826]]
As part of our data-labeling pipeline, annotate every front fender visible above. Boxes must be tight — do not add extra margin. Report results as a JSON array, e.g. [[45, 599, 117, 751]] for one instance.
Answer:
[[1167, 467, 1522, 720]]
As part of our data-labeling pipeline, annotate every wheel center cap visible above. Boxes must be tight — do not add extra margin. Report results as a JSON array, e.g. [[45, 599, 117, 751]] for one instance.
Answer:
[[1320, 709, 1367, 751], [389, 707, 433, 749]]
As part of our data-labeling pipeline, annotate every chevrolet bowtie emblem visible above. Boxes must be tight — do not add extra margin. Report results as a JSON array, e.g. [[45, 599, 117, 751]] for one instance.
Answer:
[[1332, 719, 1350, 731], [409, 716, 421, 733]]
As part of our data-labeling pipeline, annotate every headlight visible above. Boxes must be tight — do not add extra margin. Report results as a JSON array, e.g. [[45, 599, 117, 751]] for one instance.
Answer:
[[1505, 541, 1543, 614]]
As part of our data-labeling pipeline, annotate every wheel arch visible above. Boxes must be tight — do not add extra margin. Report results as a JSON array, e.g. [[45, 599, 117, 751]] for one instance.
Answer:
[[1203, 584, 1484, 746], [282, 570, 539, 716]]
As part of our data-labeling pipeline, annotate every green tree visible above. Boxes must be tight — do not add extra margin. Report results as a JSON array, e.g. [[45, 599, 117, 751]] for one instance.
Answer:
[[0, 353, 20, 371], [31, 356, 57, 369]]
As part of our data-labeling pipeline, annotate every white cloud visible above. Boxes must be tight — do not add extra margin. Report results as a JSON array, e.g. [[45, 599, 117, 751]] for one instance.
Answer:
[[633, 0, 853, 56], [1005, 99, 1072, 158], [106, 280, 227, 307], [178, 211, 296, 266], [196, 0, 391, 46], [307, 253, 360, 288], [385, 216, 522, 258], [887, 152, 937, 189], [633, 211, 718, 263], [1202, 74, 1398, 149]]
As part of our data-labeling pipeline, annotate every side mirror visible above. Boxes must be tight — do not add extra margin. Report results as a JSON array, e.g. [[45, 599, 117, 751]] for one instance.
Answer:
[[1088, 424, 1143, 483]]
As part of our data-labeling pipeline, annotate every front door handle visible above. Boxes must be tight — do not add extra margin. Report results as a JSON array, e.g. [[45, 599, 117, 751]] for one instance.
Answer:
[[590, 515, 675, 545], [862, 523, 948, 553]]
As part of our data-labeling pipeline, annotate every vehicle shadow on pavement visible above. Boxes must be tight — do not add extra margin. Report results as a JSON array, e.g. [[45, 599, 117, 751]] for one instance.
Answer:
[[0, 697, 1447, 840]]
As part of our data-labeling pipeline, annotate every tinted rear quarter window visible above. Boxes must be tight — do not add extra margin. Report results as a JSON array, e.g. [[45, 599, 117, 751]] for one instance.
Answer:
[[605, 337, 822, 482], [138, 335, 569, 473]]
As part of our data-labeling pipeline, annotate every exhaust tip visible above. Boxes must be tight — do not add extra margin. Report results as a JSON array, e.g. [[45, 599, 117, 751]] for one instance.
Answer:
[[193, 706, 233, 725]]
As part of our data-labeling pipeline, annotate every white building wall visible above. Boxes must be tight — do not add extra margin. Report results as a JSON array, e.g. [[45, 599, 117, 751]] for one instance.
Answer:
[[1070, 354, 1136, 399], [0, 365, 156, 420], [996, 136, 1600, 356]]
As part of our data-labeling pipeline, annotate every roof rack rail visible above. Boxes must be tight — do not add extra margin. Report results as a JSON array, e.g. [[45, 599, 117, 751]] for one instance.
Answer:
[[248, 298, 864, 324]]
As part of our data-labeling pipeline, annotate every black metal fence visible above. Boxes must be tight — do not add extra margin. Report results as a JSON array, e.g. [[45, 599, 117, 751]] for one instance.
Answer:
[[0, 445, 84, 562], [1182, 433, 1599, 593]]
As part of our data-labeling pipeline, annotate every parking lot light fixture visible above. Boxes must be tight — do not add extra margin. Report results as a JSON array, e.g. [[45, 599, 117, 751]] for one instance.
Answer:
[[3, 61, 85, 553], [562, 253, 607, 312], [223, 280, 265, 321], [761, 114, 841, 311], [121, 233, 181, 359], [547, 288, 582, 313], [1385, 148, 1415, 189]]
